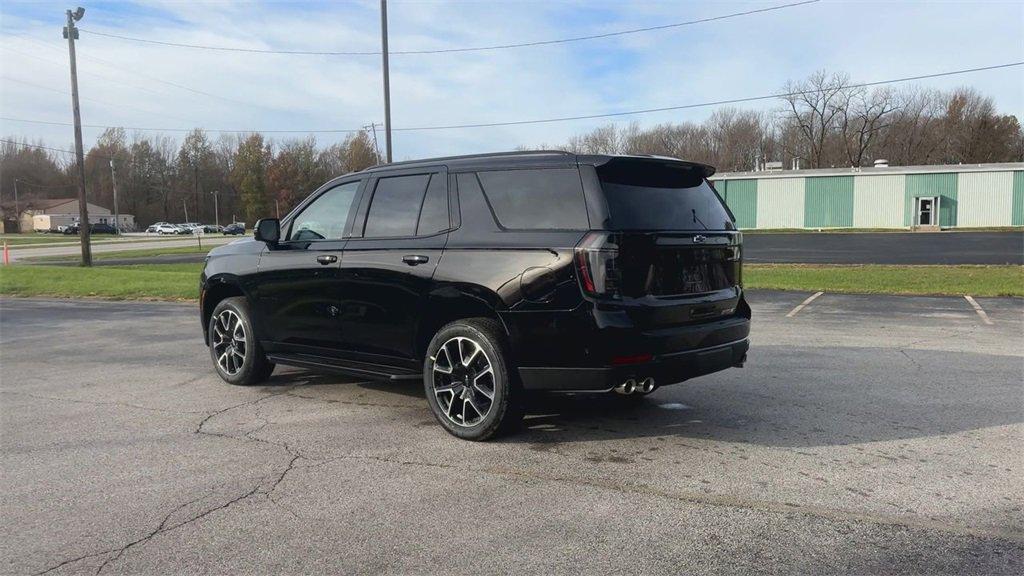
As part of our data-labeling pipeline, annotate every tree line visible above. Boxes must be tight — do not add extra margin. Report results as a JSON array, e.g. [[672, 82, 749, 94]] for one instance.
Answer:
[[529, 72, 1023, 171], [0, 129, 379, 229], [2, 70, 1021, 228]]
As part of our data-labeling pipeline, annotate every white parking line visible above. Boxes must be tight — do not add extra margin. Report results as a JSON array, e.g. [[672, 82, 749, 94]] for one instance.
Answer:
[[786, 291, 824, 318], [963, 295, 994, 325]]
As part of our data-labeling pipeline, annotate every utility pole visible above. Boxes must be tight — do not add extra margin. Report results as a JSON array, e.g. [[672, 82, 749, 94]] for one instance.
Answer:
[[380, 0, 393, 163], [109, 158, 120, 234], [365, 122, 382, 161], [211, 191, 220, 227], [64, 6, 91, 265], [182, 198, 189, 222], [193, 163, 200, 223], [12, 179, 19, 217]]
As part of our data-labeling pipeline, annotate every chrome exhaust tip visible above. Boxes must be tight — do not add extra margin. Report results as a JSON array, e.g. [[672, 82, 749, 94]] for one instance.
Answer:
[[639, 377, 656, 394], [615, 379, 637, 395]]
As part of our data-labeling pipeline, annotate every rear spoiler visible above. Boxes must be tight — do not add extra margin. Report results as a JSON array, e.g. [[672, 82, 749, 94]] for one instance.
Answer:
[[587, 155, 716, 179]]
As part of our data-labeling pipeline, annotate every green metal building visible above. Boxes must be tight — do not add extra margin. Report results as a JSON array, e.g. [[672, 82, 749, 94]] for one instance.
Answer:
[[710, 162, 1024, 230]]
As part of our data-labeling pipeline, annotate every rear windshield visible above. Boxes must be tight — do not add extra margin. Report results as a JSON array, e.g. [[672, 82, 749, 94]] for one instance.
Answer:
[[597, 162, 734, 231]]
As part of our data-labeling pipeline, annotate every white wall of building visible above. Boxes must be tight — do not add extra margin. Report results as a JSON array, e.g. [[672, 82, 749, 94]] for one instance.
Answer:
[[755, 177, 804, 229], [853, 174, 905, 228], [957, 171, 1014, 227]]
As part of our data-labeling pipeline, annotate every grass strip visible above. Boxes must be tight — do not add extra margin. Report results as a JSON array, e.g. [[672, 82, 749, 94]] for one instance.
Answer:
[[0, 263, 203, 300], [744, 264, 1023, 297], [2, 263, 1020, 301]]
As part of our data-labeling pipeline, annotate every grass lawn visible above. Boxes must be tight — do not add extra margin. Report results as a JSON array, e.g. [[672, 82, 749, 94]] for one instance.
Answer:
[[0, 263, 203, 300], [744, 264, 1024, 297], [2, 263, 1020, 301], [23, 245, 211, 263]]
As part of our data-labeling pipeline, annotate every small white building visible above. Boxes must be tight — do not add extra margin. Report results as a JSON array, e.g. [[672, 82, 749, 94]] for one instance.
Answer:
[[20, 198, 135, 232]]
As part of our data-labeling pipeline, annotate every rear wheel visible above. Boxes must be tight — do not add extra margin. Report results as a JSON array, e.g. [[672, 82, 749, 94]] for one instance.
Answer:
[[423, 318, 522, 441], [208, 296, 274, 386]]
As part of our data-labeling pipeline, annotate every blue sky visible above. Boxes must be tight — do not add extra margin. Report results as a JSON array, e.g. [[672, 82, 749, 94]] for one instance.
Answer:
[[1, 0, 1022, 160]]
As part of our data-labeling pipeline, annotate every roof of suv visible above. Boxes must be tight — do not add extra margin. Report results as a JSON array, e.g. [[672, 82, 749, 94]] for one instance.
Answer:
[[356, 151, 716, 177]]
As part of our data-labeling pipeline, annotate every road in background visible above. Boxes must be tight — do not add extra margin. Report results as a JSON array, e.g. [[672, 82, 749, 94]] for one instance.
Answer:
[[744, 231, 1023, 264], [2, 293, 1021, 574], [7, 235, 240, 263]]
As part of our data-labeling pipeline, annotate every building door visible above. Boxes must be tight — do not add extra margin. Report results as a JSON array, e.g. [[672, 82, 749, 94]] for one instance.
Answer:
[[915, 196, 939, 226]]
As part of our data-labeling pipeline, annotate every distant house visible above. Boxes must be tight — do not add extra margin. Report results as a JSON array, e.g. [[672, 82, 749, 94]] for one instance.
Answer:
[[20, 198, 135, 232]]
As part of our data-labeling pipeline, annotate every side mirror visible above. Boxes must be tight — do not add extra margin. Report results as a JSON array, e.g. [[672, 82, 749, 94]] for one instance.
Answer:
[[254, 218, 280, 244]]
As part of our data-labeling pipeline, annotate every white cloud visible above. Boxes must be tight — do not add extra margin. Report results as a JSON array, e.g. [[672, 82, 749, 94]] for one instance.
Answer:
[[1, 0, 1021, 158]]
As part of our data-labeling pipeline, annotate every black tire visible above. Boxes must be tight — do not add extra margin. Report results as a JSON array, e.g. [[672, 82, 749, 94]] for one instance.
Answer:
[[423, 318, 523, 441], [208, 296, 274, 386]]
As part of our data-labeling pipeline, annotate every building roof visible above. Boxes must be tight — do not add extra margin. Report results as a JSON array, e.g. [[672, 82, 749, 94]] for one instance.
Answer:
[[712, 162, 1024, 180], [26, 198, 77, 210]]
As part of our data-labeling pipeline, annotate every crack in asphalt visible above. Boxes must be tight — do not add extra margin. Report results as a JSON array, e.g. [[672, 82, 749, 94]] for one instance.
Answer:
[[28, 379, 1024, 573], [33, 387, 304, 575]]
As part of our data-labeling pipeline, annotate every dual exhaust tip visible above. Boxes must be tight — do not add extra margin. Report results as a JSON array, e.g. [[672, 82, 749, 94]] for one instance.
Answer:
[[614, 377, 656, 395]]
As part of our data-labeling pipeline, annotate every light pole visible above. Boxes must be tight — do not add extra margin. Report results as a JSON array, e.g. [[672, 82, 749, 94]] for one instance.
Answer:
[[109, 158, 120, 234], [64, 6, 91, 266], [380, 0, 392, 163], [211, 190, 220, 227]]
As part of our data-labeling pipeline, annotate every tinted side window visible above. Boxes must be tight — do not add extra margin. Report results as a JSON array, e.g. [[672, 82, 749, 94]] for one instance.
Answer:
[[416, 174, 449, 235], [476, 168, 589, 230], [289, 180, 360, 241], [364, 174, 431, 238]]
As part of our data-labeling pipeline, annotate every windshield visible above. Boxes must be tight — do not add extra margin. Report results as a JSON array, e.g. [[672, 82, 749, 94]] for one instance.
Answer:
[[597, 161, 734, 231]]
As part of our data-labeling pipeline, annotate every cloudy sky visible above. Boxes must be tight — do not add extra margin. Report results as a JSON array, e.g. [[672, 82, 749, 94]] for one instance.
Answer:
[[1, 0, 1021, 160]]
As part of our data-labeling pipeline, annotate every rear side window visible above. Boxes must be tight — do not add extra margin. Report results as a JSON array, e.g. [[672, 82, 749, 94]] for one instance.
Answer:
[[416, 174, 449, 235], [597, 161, 734, 231], [476, 168, 589, 230], [364, 173, 450, 238]]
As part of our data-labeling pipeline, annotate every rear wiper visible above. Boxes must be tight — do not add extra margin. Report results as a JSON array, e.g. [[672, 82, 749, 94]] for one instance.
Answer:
[[692, 209, 709, 231]]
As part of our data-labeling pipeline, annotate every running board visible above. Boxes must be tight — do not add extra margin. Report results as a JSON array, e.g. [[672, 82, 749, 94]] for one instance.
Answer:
[[267, 354, 421, 382]]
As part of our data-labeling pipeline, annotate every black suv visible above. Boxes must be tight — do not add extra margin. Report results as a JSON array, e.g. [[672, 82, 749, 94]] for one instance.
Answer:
[[200, 152, 750, 440]]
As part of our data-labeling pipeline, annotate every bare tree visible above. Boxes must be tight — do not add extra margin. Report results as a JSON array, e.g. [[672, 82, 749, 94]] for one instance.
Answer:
[[779, 70, 850, 168], [839, 86, 897, 167]]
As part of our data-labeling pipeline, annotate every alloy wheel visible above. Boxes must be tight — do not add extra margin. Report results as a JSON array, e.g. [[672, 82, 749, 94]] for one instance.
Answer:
[[211, 309, 247, 376], [431, 336, 496, 427]]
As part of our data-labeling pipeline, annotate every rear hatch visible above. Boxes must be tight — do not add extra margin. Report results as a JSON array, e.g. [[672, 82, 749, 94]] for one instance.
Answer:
[[576, 158, 743, 328]]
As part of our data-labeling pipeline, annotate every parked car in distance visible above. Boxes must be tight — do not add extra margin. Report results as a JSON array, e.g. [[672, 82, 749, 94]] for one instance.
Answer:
[[200, 152, 750, 440], [221, 223, 245, 235], [147, 223, 182, 235], [196, 224, 223, 234], [64, 222, 118, 235]]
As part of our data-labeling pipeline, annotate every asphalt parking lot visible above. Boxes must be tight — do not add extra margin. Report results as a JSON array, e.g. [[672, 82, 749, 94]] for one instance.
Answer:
[[743, 231, 1024, 264], [1, 292, 1021, 575]]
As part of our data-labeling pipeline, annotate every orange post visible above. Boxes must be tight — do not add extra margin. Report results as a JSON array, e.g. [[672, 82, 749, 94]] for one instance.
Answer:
[[2, 242, 9, 265]]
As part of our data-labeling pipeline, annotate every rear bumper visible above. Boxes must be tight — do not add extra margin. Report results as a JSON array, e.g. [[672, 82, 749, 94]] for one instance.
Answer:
[[518, 337, 749, 391]]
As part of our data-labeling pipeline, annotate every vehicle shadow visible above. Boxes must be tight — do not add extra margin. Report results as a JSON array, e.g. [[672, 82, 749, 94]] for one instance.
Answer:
[[264, 345, 1022, 449]]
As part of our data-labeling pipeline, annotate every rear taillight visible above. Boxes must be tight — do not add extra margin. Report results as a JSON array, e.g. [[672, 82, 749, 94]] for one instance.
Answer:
[[575, 232, 621, 299]]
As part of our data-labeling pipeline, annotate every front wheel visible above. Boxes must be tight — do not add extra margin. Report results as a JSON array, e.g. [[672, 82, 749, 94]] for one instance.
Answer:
[[208, 296, 274, 386], [423, 318, 523, 441]]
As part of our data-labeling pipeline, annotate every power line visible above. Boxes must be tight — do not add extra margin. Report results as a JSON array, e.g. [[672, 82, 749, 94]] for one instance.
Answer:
[[0, 138, 75, 155], [76, 1, 820, 56], [0, 116, 364, 134], [2, 61, 1020, 134], [1, 76, 203, 125]]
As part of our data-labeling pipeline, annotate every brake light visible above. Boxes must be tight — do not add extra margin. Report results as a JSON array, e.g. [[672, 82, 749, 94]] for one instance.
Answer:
[[575, 232, 621, 299]]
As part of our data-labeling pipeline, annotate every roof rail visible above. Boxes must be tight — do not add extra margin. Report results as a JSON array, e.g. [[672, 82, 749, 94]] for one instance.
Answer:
[[369, 150, 574, 170]]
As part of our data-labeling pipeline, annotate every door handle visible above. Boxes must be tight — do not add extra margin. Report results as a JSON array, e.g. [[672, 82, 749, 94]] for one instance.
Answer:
[[402, 254, 429, 266], [316, 254, 338, 265]]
